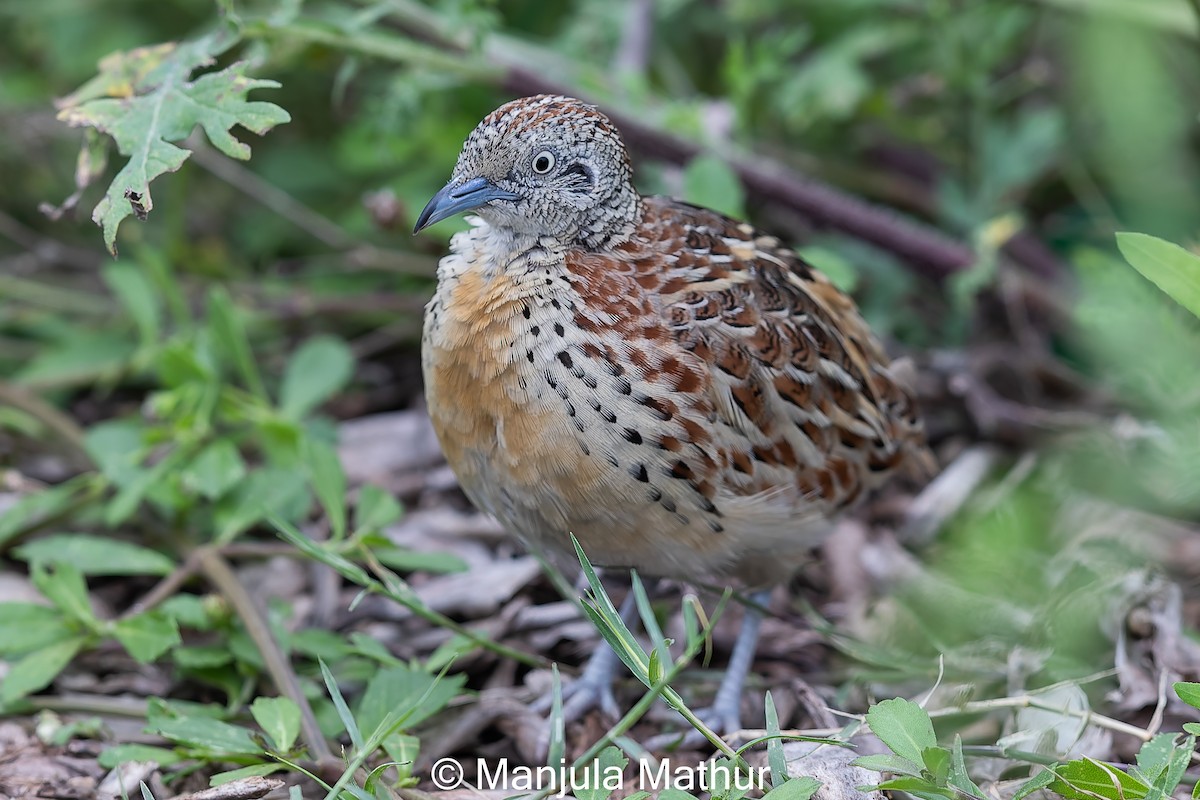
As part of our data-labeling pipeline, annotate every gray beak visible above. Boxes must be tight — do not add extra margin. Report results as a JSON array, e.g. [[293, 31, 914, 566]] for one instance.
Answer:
[[412, 176, 521, 233]]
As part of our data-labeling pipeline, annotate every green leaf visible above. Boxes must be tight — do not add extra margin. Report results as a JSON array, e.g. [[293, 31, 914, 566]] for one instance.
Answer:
[[866, 697, 938, 764], [948, 736, 985, 799], [172, 645, 233, 669], [761, 776, 822, 800], [55, 26, 290, 255], [2, 637, 87, 702], [207, 287, 267, 401], [0, 603, 76, 655], [797, 246, 859, 293], [369, 544, 467, 574], [320, 659, 363, 753], [764, 692, 789, 788], [851, 753, 924, 777], [113, 611, 180, 663], [1012, 769, 1055, 800], [682, 154, 745, 219], [354, 485, 403, 533], [15, 534, 174, 576], [31, 562, 96, 627], [355, 665, 465, 738], [1183, 722, 1200, 736], [210, 763, 285, 786], [922, 746, 951, 786], [151, 716, 261, 755], [83, 419, 146, 487], [574, 745, 628, 800], [1135, 733, 1178, 783], [1173, 682, 1200, 710], [98, 743, 184, 768], [181, 439, 247, 500], [1049, 757, 1150, 800], [0, 476, 100, 549], [1116, 232, 1200, 319], [304, 438, 347, 540], [872, 777, 955, 800], [280, 335, 354, 420], [103, 261, 161, 346], [250, 696, 301, 753]]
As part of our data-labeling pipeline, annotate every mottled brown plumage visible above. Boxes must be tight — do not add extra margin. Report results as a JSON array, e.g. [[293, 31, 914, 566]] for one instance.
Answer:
[[417, 94, 932, 591]]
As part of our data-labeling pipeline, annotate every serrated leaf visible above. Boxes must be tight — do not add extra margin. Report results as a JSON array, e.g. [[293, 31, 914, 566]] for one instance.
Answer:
[[1050, 757, 1150, 800], [866, 697, 938, 763], [762, 776, 822, 800], [1116, 233, 1200, 319], [56, 26, 290, 254], [250, 696, 301, 753], [2, 637, 87, 702], [15, 534, 174, 576], [181, 439, 247, 500], [0, 603, 75, 656], [280, 335, 354, 420], [1174, 682, 1200, 710], [113, 611, 180, 663]]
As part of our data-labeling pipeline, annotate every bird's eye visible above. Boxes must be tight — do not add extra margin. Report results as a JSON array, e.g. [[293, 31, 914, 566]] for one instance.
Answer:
[[531, 150, 556, 174]]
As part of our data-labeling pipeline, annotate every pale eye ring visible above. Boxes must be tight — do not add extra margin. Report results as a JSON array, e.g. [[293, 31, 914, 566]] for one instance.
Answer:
[[531, 150, 556, 174]]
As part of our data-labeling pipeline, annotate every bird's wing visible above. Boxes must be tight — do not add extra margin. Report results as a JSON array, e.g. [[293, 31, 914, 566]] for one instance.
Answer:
[[628, 196, 932, 510]]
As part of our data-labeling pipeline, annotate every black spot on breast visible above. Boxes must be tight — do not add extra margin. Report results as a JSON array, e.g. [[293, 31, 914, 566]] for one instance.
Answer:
[[669, 460, 695, 481], [582, 372, 598, 389], [623, 428, 643, 445], [616, 377, 632, 395], [648, 486, 662, 501], [565, 401, 576, 417], [708, 519, 725, 533], [638, 395, 673, 421], [551, 298, 561, 309], [531, 325, 540, 336], [606, 454, 619, 467], [554, 323, 565, 336], [601, 408, 617, 424], [527, 351, 535, 363], [523, 305, 531, 319], [558, 351, 573, 369], [631, 464, 649, 482], [660, 496, 677, 513]]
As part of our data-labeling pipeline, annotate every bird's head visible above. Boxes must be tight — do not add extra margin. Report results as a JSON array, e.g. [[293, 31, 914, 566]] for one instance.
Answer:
[[413, 95, 639, 248]]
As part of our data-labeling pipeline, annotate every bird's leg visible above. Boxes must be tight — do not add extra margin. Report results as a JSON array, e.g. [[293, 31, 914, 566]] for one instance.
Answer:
[[694, 588, 772, 736]]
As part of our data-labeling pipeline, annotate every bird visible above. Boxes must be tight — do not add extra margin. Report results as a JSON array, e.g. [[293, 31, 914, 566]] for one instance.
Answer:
[[414, 94, 933, 736]]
